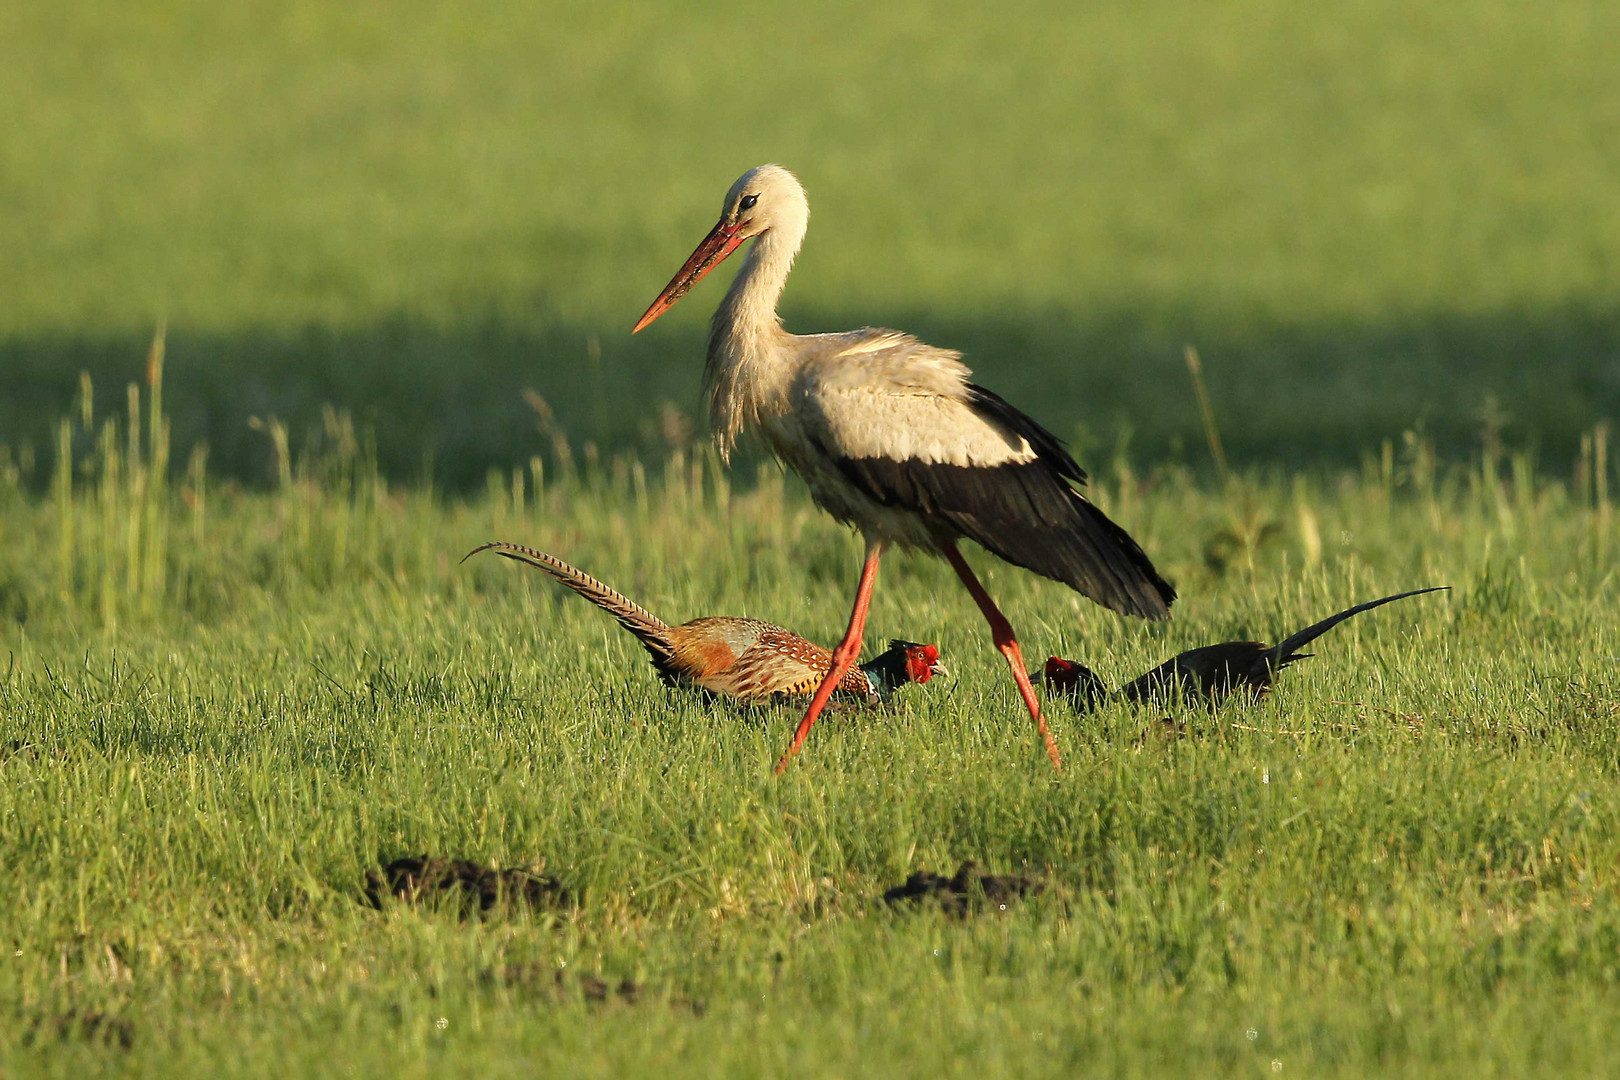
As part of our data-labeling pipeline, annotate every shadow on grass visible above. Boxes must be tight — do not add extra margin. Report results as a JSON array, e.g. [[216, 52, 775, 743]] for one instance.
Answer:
[[2, 301, 1616, 489]]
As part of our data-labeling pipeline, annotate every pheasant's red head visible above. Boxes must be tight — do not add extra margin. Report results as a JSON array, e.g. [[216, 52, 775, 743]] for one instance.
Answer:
[[1042, 656, 1107, 706], [1043, 656, 1083, 690], [904, 643, 944, 684]]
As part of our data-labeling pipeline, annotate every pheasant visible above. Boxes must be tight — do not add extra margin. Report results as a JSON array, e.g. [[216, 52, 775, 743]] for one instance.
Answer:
[[1043, 587, 1448, 709], [464, 542, 946, 704]]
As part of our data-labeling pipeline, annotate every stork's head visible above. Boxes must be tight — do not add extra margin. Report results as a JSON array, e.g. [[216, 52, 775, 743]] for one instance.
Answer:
[[633, 164, 808, 333]]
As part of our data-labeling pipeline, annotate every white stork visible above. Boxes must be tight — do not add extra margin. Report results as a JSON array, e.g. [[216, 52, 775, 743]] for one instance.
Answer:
[[633, 165, 1176, 772]]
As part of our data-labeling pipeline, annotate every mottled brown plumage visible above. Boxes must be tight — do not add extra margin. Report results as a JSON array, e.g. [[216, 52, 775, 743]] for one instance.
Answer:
[[464, 542, 944, 704]]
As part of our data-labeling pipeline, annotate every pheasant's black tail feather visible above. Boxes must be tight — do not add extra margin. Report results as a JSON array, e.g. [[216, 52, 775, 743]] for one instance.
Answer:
[[1264, 586, 1450, 668]]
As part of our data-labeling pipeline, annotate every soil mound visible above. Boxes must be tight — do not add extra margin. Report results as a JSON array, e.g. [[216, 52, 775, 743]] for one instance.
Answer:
[[490, 963, 643, 1004], [883, 860, 1043, 915], [30, 1010, 135, 1051], [365, 855, 571, 914]]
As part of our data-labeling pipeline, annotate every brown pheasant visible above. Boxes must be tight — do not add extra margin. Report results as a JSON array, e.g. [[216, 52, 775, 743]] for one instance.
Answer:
[[464, 541, 946, 704], [1043, 587, 1448, 709]]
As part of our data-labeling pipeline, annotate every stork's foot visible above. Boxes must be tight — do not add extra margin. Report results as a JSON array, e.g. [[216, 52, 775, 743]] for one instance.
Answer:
[[774, 541, 884, 774], [997, 637, 1062, 772], [775, 636, 861, 773], [940, 544, 1063, 772]]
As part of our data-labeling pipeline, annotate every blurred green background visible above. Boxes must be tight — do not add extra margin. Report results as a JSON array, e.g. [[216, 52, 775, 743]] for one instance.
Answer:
[[2, 0, 1616, 487]]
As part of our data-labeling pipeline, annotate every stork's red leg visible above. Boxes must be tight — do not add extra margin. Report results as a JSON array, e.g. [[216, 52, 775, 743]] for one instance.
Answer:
[[775, 540, 884, 773], [940, 544, 1063, 771]]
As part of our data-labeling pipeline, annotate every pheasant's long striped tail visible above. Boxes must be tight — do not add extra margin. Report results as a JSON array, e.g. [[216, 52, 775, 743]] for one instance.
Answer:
[[463, 541, 675, 663]]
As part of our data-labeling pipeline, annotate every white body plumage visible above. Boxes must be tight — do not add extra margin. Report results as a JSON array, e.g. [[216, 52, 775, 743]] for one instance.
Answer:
[[681, 165, 1171, 616]]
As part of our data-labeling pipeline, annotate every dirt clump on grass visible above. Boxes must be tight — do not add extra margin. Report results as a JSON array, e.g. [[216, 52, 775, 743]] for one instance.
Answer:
[[29, 1010, 136, 1051], [365, 855, 571, 914], [489, 964, 643, 1004], [2, 739, 78, 766], [1131, 717, 1192, 746], [883, 860, 1043, 915], [1, 739, 63, 765], [485, 965, 712, 1014], [579, 972, 640, 1004]]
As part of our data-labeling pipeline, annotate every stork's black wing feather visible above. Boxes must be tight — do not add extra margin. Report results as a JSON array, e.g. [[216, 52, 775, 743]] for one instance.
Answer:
[[964, 384, 1088, 484], [825, 386, 1176, 620]]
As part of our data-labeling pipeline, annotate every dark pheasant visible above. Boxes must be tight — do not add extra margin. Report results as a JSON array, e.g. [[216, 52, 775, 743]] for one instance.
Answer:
[[1043, 587, 1448, 709], [464, 541, 946, 704]]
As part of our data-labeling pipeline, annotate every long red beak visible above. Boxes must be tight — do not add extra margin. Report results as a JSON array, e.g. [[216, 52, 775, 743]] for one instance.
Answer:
[[632, 219, 747, 333]]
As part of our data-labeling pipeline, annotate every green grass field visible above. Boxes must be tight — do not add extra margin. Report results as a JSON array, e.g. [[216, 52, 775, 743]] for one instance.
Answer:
[[1, 367, 1617, 1076], [3, 0, 1620, 1075]]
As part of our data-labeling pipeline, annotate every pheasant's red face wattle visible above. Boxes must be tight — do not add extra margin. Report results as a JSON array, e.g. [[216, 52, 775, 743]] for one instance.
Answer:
[[906, 644, 942, 684], [1044, 656, 1078, 689]]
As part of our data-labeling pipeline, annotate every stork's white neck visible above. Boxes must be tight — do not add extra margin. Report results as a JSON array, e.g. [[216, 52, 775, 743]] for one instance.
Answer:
[[704, 214, 807, 459]]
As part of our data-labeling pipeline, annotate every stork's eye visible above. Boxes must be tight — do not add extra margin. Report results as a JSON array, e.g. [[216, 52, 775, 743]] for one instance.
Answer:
[[739, 194, 759, 211]]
